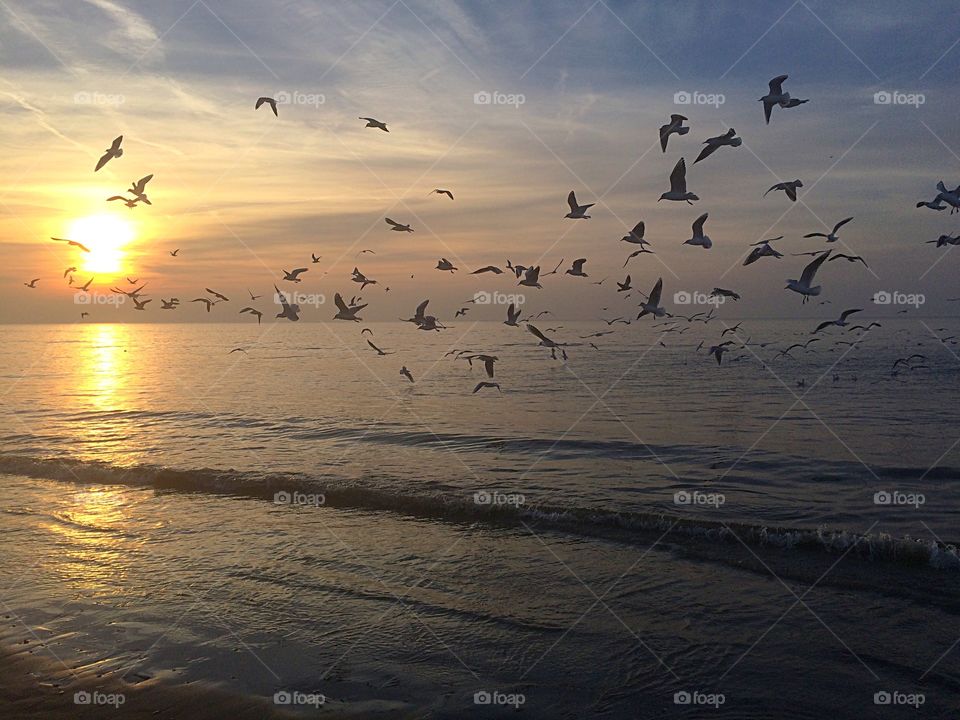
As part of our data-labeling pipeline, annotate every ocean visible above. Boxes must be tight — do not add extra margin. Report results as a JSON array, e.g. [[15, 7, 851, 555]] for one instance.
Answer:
[[1, 320, 958, 717]]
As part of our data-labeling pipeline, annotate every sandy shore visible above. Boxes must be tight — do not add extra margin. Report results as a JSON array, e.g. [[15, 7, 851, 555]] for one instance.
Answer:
[[0, 644, 304, 720]]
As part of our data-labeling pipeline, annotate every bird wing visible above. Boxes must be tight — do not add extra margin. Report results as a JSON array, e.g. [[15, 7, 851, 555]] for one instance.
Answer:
[[694, 143, 718, 164], [367, 340, 382, 353], [572, 258, 586, 272], [839, 308, 863, 322], [415, 299, 429, 320], [768, 75, 787, 94], [333, 293, 349, 313], [290, 268, 308, 278], [567, 190, 578, 212], [526, 266, 540, 282], [526, 324, 551, 343], [691, 212, 708, 237], [648, 277, 663, 306], [631, 221, 645, 239], [800, 251, 831, 285], [813, 321, 834, 333], [833, 217, 854, 233], [668, 158, 687, 194], [385, 218, 401, 228]]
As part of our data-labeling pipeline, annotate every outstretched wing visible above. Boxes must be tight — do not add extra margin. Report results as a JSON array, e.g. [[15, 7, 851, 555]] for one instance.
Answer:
[[768, 74, 787, 95], [692, 212, 708, 237], [648, 277, 663, 306], [669, 158, 687, 194], [567, 190, 578, 212], [333, 293, 349, 313], [526, 324, 551, 343], [800, 251, 831, 286]]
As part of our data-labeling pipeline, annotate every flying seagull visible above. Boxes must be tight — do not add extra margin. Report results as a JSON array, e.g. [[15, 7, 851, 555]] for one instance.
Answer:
[[191, 298, 214, 312], [813, 308, 863, 333], [275, 285, 301, 321], [107, 195, 141, 208], [24, 278, 39, 288], [565, 190, 594, 219], [385, 218, 413, 232], [400, 366, 414, 382], [95, 135, 123, 172], [333, 292, 366, 321], [760, 75, 807, 124], [620, 221, 650, 246], [684, 212, 712, 248], [430, 189, 454, 199], [786, 250, 831, 303], [471, 266, 503, 274], [360, 117, 389, 132], [565, 258, 588, 277], [659, 114, 689, 152], [504, 303, 522, 326], [709, 341, 736, 365], [206, 288, 229, 302], [351, 267, 377, 289], [255, 97, 278, 116], [659, 158, 698, 203], [473, 382, 501, 394], [281, 268, 308, 283], [829, 253, 868, 268], [743, 237, 784, 266], [239, 307, 262, 324], [804, 217, 853, 243], [51, 237, 91, 253], [694, 128, 741, 164], [711, 288, 740, 301], [518, 265, 542, 289], [637, 278, 667, 319], [764, 180, 803, 202], [436, 258, 457, 272], [617, 275, 632, 292], [367, 340, 395, 356]]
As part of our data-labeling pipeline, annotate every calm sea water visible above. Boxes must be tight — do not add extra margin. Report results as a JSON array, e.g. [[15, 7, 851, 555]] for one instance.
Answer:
[[1, 320, 958, 717]]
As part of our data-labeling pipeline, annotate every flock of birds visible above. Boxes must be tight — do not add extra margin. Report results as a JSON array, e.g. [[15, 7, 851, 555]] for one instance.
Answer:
[[25, 75, 959, 393]]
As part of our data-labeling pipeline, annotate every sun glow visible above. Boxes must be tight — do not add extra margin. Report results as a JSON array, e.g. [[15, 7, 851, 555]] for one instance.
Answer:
[[68, 214, 135, 276]]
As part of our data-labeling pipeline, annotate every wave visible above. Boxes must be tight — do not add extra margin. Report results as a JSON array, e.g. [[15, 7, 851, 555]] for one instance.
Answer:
[[1, 452, 957, 574]]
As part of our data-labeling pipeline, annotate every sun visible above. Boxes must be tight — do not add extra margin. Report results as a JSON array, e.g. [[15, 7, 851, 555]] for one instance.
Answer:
[[68, 214, 135, 276]]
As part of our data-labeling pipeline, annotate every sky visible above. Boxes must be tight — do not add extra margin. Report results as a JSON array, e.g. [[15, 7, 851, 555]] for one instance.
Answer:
[[1, 0, 958, 322]]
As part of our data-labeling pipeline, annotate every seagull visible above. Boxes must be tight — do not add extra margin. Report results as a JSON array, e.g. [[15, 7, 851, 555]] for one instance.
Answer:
[[804, 217, 853, 243], [504, 303, 522, 326], [206, 288, 229, 302], [659, 158, 698, 203], [473, 381, 501, 394], [709, 341, 736, 365], [24, 278, 39, 288], [170, 249, 180, 257], [126, 277, 139, 284], [694, 128, 741, 164], [518, 266, 542, 289], [637, 278, 667, 319], [430, 189, 454, 199], [743, 237, 784, 266], [471, 266, 503, 274], [51, 237, 91, 253], [848, 322, 882, 332], [352, 267, 377, 289], [95, 135, 123, 171], [282, 268, 308, 283], [775, 339, 820, 358], [400, 366, 414, 383], [359, 117, 389, 132], [239, 307, 262, 324], [759, 75, 807, 124], [623, 247, 654, 266], [78, 277, 94, 292], [275, 285, 301, 321], [526, 324, 566, 356], [684, 212, 712, 248], [463, 354, 498, 377], [565, 190, 594, 219], [620, 221, 650, 246], [192, 298, 214, 312], [367, 340, 395, 356], [786, 250, 831, 303], [248, 289, 261, 301], [659, 114, 689, 152], [829, 253, 868, 268], [565, 258, 588, 277], [160, 299, 178, 309], [930, 182, 960, 213], [436, 258, 457, 272], [63, 266, 76, 278], [813, 308, 862, 333], [311, 253, 322, 263], [711, 287, 740, 301], [927, 234, 960, 247], [132, 297, 151, 311], [764, 180, 803, 202], [455, 307, 469, 317], [128, 174, 153, 204], [385, 218, 413, 232], [333, 292, 366, 321], [255, 97, 278, 116], [617, 275, 632, 292], [107, 195, 141, 208], [721, 322, 742, 337]]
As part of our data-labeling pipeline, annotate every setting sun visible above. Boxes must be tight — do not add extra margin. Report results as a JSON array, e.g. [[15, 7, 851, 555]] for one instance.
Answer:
[[68, 214, 134, 276]]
